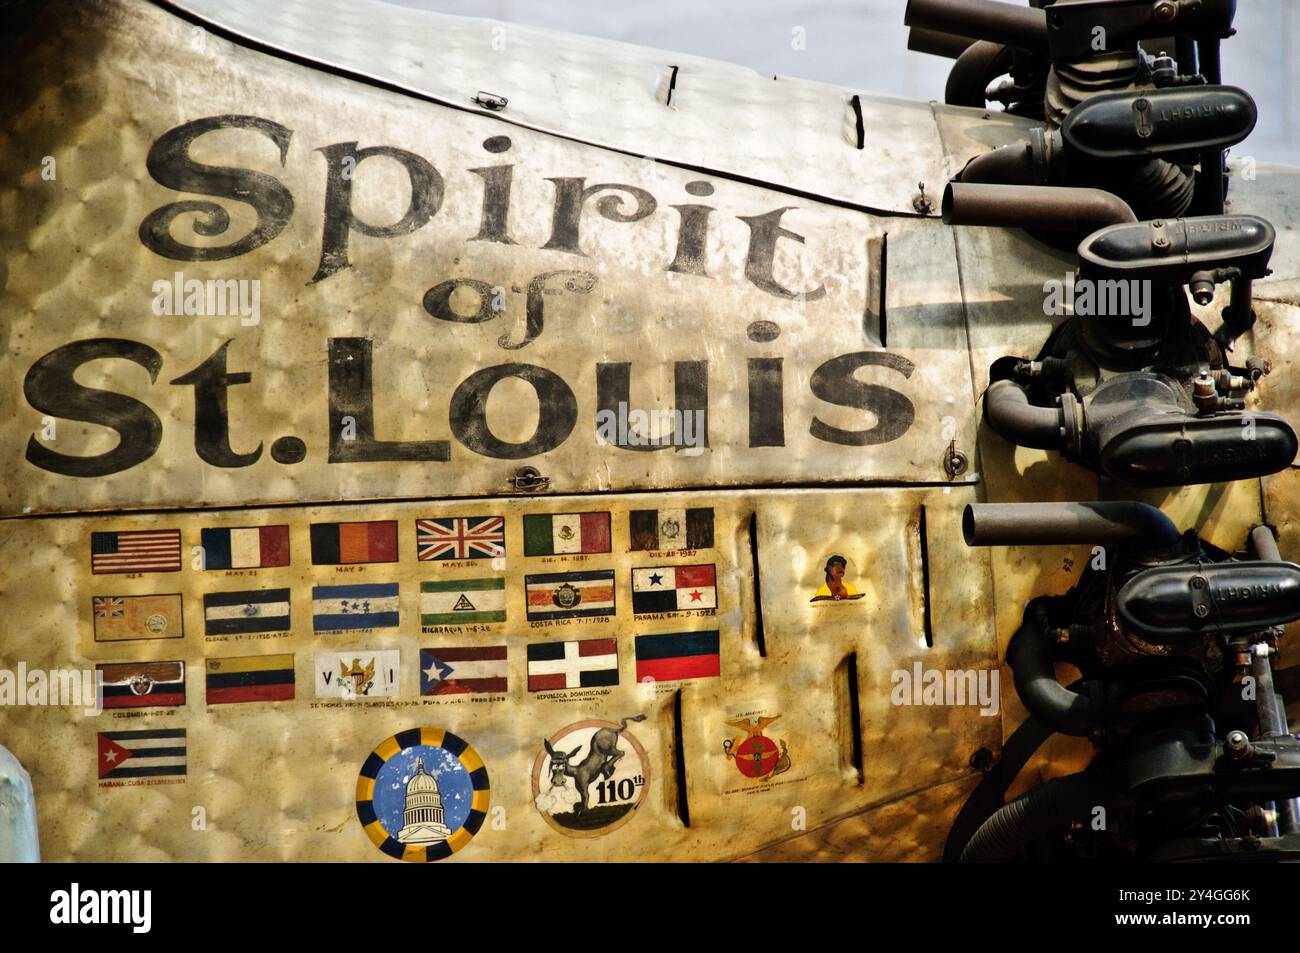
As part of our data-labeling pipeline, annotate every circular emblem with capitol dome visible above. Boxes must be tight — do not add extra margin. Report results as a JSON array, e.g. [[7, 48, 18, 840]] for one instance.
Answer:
[[355, 727, 490, 862]]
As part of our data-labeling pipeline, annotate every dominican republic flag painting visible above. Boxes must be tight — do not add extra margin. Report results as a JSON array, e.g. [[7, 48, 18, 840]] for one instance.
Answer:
[[90, 529, 182, 574], [526, 638, 618, 691], [200, 525, 290, 570], [523, 512, 611, 556], [416, 516, 506, 561], [309, 520, 398, 565], [631, 565, 718, 614], [634, 631, 720, 682], [311, 582, 400, 631]]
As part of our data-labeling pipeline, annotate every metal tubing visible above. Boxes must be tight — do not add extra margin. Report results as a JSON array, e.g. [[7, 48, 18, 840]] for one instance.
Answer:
[[1007, 605, 1108, 738], [904, 0, 1048, 53], [958, 142, 1038, 185], [1248, 524, 1300, 834], [907, 26, 979, 59], [960, 771, 1119, 862], [963, 501, 1182, 549], [943, 182, 1137, 233], [1228, 275, 1255, 335], [1251, 524, 1283, 562], [944, 40, 1015, 107], [983, 380, 1065, 450]]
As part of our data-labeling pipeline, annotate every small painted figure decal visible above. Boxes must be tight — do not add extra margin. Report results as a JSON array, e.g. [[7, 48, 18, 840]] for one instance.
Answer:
[[810, 554, 865, 602]]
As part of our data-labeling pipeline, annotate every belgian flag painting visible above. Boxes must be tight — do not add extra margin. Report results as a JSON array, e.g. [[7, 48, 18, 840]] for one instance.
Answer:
[[310, 520, 399, 565], [205, 654, 295, 705]]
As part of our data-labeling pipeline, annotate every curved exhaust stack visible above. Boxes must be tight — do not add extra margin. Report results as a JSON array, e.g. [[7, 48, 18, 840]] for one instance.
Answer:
[[942, 182, 1136, 233], [983, 379, 1075, 452], [983, 374, 1299, 488], [944, 41, 1016, 108], [906, 26, 978, 59], [904, 0, 1048, 53], [962, 501, 1182, 550]]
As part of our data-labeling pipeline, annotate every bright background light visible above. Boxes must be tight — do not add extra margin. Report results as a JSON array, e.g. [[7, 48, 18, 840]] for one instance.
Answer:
[[388, 0, 1298, 166]]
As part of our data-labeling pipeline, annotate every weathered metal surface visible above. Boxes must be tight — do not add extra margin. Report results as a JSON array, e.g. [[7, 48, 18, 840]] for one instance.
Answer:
[[0, 486, 998, 861], [3, 0, 1297, 864], [163, 0, 949, 216], [0, 0, 975, 519]]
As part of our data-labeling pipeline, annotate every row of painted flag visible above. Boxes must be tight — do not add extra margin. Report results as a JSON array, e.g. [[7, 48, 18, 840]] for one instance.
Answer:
[[94, 629, 717, 781], [91, 566, 718, 640], [94, 633, 721, 716], [88, 509, 715, 574]]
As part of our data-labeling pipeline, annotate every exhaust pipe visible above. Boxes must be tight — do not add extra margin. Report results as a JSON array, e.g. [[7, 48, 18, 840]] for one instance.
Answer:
[[904, 0, 1048, 53], [962, 501, 1182, 550], [943, 182, 1136, 233], [944, 40, 1016, 108], [958, 141, 1041, 186], [1007, 600, 1109, 738], [907, 26, 978, 59], [983, 379, 1073, 451]]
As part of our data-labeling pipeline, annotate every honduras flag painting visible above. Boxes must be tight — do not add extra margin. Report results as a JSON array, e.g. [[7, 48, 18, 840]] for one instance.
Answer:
[[312, 582, 400, 632]]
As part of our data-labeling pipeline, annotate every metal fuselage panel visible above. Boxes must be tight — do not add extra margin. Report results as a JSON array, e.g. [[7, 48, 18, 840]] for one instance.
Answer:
[[0, 0, 1294, 861]]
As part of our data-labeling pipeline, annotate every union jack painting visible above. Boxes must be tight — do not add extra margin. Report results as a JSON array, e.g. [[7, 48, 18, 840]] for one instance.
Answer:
[[416, 516, 506, 561]]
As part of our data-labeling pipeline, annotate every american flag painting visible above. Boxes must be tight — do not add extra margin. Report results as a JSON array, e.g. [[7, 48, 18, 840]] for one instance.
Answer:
[[416, 517, 506, 561], [90, 530, 182, 574]]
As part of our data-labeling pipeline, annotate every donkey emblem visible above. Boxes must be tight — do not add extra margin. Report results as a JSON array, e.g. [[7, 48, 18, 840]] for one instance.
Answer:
[[544, 715, 646, 815]]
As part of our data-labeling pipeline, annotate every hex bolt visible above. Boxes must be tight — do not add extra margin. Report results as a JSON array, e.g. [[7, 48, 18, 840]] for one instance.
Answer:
[[1225, 729, 1251, 759]]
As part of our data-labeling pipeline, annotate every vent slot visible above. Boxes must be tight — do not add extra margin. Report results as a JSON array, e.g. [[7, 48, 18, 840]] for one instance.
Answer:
[[865, 233, 888, 346], [918, 503, 934, 648], [837, 652, 865, 784], [656, 65, 680, 107], [848, 94, 866, 149], [748, 511, 768, 658], [672, 689, 691, 826]]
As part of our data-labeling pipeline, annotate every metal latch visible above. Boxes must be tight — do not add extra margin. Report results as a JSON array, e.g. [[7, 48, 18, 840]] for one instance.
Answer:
[[509, 466, 550, 493]]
